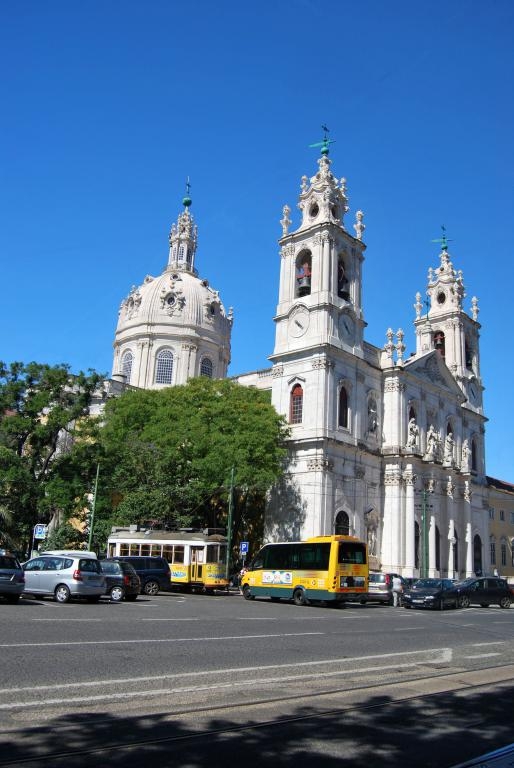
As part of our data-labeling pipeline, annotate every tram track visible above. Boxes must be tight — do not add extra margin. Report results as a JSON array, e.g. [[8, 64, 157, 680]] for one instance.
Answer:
[[1, 661, 514, 767]]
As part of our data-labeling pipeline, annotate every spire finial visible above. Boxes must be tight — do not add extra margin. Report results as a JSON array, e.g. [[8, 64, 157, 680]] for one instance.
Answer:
[[431, 225, 453, 252], [183, 176, 192, 208], [309, 124, 336, 156]]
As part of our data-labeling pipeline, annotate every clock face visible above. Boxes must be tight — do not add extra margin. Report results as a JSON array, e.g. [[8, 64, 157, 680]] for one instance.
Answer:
[[339, 313, 355, 342], [289, 309, 309, 338]]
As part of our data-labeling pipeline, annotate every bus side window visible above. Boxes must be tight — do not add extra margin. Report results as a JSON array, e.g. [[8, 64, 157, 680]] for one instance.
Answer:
[[252, 557, 263, 570]]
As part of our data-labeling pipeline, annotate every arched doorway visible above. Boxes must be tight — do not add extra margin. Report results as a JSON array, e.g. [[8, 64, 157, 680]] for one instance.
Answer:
[[334, 511, 350, 536], [473, 534, 482, 575]]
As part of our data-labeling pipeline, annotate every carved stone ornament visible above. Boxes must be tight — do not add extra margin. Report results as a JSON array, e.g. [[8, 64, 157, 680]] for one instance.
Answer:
[[182, 343, 198, 352], [384, 468, 402, 486], [353, 210, 365, 240], [280, 204, 292, 236], [384, 379, 405, 393], [124, 289, 142, 319], [281, 243, 296, 259], [271, 365, 284, 378], [312, 357, 333, 370], [307, 457, 333, 472], [463, 480, 472, 502], [354, 465, 365, 479], [446, 476, 455, 498]]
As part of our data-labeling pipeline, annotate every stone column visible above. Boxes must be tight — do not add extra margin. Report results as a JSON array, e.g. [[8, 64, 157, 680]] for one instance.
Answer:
[[446, 476, 455, 578], [382, 465, 402, 571], [464, 480, 473, 577], [404, 465, 416, 576], [429, 513, 437, 576]]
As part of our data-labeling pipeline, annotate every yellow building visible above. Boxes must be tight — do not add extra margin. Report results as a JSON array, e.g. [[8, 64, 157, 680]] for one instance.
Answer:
[[487, 477, 514, 579]]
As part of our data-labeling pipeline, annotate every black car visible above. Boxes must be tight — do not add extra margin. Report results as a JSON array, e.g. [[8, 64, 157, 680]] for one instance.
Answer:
[[0, 551, 25, 603], [111, 556, 171, 595], [451, 576, 512, 609], [403, 578, 458, 610], [100, 559, 141, 602]]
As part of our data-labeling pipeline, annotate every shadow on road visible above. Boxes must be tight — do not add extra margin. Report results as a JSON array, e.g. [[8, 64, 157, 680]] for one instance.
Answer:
[[2, 680, 514, 767]]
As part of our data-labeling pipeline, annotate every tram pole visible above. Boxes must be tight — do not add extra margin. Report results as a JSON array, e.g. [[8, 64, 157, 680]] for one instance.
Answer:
[[225, 466, 235, 583], [88, 462, 100, 552]]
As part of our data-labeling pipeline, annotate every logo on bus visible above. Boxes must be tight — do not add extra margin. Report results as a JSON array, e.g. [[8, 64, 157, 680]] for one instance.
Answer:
[[262, 571, 293, 585]]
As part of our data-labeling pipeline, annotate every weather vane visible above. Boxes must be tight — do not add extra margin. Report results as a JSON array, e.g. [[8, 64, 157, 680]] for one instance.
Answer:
[[183, 176, 192, 208], [431, 225, 453, 252], [309, 124, 335, 156]]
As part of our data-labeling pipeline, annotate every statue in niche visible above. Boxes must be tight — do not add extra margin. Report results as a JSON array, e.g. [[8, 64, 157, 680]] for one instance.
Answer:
[[461, 439, 470, 472], [426, 424, 439, 458], [406, 417, 419, 448], [368, 398, 378, 434], [444, 432, 454, 464], [367, 526, 377, 557]]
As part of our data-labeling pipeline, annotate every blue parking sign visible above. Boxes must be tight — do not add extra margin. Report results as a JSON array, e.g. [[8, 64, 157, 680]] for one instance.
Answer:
[[240, 541, 249, 554], [34, 524, 47, 540]]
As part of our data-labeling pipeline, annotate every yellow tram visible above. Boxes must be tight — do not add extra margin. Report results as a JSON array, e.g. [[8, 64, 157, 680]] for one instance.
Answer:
[[107, 527, 228, 592]]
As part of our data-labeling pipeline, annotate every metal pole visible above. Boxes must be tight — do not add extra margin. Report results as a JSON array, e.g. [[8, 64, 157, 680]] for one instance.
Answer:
[[225, 466, 235, 582], [88, 462, 100, 552]]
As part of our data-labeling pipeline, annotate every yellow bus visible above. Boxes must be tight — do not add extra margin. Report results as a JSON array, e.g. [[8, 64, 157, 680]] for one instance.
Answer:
[[240, 535, 368, 606], [107, 528, 228, 592]]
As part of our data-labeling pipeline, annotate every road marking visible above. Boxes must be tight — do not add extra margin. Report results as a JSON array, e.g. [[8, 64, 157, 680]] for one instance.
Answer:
[[393, 627, 424, 631], [0, 647, 452, 701], [32, 618, 103, 622], [0, 632, 324, 649], [470, 642, 504, 647], [463, 653, 501, 659], [141, 618, 200, 621]]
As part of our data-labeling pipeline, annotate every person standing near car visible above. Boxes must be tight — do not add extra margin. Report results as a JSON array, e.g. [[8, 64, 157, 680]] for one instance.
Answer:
[[392, 575, 403, 607]]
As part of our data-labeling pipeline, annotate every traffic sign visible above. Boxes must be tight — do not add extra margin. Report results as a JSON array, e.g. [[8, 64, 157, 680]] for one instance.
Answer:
[[240, 541, 249, 554], [33, 524, 48, 540]]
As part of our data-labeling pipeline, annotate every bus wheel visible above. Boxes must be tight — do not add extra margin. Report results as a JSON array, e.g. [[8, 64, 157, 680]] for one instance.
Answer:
[[242, 585, 254, 600], [293, 588, 308, 607]]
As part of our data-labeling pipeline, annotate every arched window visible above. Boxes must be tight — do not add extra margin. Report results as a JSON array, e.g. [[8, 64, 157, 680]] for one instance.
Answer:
[[337, 255, 349, 299], [121, 351, 133, 383], [473, 534, 482, 575], [465, 340, 473, 371], [200, 358, 213, 378], [290, 384, 303, 424], [338, 386, 348, 429], [334, 511, 350, 536], [296, 251, 312, 297], [155, 349, 174, 385], [434, 330, 445, 358]]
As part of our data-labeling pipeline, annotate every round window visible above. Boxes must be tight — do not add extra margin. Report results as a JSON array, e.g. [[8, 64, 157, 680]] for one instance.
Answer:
[[166, 295, 176, 307], [437, 292, 446, 305], [309, 203, 319, 218]]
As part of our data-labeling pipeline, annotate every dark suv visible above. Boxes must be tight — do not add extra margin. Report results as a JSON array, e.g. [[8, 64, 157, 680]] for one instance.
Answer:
[[452, 576, 512, 609], [0, 551, 25, 603], [100, 559, 141, 602], [112, 556, 171, 595]]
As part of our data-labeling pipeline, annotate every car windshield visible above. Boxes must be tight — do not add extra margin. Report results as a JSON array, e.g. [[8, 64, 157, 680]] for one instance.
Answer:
[[414, 579, 443, 589]]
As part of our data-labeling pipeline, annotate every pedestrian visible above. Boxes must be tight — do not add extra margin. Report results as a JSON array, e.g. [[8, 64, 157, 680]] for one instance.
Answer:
[[392, 575, 403, 607], [238, 566, 247, 595]]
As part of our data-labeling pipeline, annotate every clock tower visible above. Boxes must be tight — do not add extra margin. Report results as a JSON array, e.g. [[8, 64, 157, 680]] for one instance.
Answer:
[[413, 235, 483, 413]]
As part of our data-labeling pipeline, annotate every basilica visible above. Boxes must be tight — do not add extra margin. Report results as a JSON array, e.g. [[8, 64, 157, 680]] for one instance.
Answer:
[[109, 141, 513, 580]]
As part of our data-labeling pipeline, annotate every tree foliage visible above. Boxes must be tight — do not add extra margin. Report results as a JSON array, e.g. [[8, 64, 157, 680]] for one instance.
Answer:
[[0, 361, 104, 551], [98, 377, 289, 546]]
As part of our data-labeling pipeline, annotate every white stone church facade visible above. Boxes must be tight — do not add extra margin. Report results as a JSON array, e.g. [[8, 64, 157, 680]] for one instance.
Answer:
[[110, 147, 490, 580]]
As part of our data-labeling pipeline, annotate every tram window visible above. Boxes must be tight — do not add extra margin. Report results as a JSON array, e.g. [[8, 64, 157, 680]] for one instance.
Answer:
[[173, 546, 185, 564], [108, 544, 116, 557], [141, 545, 151, 556], [129, 544, 140, 556], [163, 546, 173, 562], [151, 545, 162, 557], [120, 544, 129, 556]]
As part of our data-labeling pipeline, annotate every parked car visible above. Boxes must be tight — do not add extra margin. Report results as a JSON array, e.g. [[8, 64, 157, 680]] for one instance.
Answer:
[[451, 576, 512, 609], [0, 550, 25, 604], [100, 559, 141, 602], [23, 553, 106, 603], [111, 556, 171, 595], [362, 572, 405, 605], [403, 578, 459, 610]]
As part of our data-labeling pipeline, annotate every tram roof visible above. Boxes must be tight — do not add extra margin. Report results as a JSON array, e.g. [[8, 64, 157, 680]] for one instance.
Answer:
[[108, 528, 227, 543]]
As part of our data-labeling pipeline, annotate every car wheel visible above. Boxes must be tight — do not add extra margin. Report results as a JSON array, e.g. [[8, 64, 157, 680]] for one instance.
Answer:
[[110, 586, 124, 602], [54, 584, 71, 603], [292, 588, 308, 607], [242, 585, 254, 600], [360, 599, 367, 605], [499, 597, 511, 609], [143, 580, 159, 596], [459, 595, 471, 608], [125, 594, 138, 602]]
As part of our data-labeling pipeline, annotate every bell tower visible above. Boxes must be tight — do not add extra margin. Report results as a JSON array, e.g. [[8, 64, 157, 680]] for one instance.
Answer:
[[414, 233, 483, 412], [272, 132, 367, 360]]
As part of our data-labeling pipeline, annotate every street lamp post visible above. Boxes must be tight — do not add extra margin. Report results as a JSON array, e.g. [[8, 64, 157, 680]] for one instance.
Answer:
[[88, 463, 100, 552]]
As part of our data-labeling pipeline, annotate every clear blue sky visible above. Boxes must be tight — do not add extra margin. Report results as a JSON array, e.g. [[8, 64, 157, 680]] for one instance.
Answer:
[[1, 1, 513, 481]]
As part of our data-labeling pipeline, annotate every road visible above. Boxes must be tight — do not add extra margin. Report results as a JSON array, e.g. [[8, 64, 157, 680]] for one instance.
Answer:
[[1, 591, 513, 767]]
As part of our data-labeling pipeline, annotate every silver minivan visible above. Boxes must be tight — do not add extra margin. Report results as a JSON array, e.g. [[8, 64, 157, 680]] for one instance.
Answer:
[[23, 552, 106, 603]]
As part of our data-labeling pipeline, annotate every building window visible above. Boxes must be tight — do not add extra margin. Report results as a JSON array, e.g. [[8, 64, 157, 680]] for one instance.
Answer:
[[296, 251, 312, 297], [434, 330, 445, 358], [200, 358, 213, 378], [489, 508, 495, 520], [501, 541, 507, 567], [499, 509, 505, 521], [290, 384, 303, 424], [121, 351, 133, 383], [490, 538, 496, 566], [155, 349, 174, 385], [338, 386, 348, 429], [334, 511, 350, 536]]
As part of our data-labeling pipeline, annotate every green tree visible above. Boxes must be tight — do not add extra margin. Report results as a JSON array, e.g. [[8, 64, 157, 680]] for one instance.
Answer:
[[98, 377, 289, 553], [0, 361, 104, 552]]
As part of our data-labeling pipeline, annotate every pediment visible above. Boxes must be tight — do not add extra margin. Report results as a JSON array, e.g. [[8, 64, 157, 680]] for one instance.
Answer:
[[403, 351, 463, 399]]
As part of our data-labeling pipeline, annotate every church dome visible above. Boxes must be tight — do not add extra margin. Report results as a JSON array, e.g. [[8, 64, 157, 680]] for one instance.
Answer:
[[112, 195, 233, 389]]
